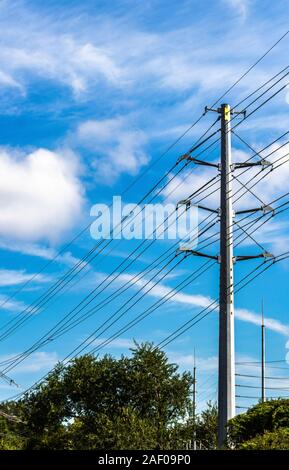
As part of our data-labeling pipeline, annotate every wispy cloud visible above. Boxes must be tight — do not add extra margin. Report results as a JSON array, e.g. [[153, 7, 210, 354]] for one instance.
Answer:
[[0, 294, 29, 313], [89, 337, 136, 350], [222, 0, 251, 21], [0, 268, 50, 287], [0, 239, 88, 268], [236, 308, 289, 336], [0, 351, 58, 375], [120, 272, 289, 336], [119, 272, 213, 308], [0, 0, 275, 103], [76, 117, 149, 183]]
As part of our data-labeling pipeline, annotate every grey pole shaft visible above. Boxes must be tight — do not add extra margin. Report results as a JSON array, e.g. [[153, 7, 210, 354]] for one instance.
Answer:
[[217, 104, 235, 448], [193, 362, 197, 450], [261, 301, 266, 402]]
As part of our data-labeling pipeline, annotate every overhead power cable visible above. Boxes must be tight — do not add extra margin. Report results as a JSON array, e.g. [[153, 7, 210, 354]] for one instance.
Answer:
[[211, 29, 289, 107]]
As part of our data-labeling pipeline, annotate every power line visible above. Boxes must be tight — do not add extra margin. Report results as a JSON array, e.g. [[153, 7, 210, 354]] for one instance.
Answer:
[[0, 213, 218, 372], [4, 57, 289, 405], [0, 122, 223, 346], [236, 373, 289, 380], [0, 188, 219, 369], [236, 384, 289, 391], [211, 29, 289, 106]]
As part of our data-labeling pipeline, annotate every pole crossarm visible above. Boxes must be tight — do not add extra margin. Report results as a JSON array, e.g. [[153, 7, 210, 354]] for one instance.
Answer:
[[205, 105, 246, 118], [177, 247, 218, 260], [176, 128, 221, 164], [198, 204, 219, 214], [178, 155, 219, 167], [177, 199, 219, 214], [175, 102, 278, 447], [235, 205, 274, 215], [233, 160, 272, 169], [235, 252, 274, 262]]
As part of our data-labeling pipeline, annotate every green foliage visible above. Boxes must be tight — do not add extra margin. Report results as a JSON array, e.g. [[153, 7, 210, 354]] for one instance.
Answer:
[[228, 398, 289, 448], [167, 401, 218, 450], [0, 414, 24, 450], [195, 401, 218, 449], [239, 428, 289, 450], [16, 343, 193, 450]]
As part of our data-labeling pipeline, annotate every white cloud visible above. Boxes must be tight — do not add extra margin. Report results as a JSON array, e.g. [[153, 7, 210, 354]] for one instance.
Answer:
[[236, 308, 289, 336], [119, 271, 213, 308], [0, 294, 28, 313], [119, 272, 289, 336], [0, 33, 122, 95], [168, 352, 218, 371], [0, 239, 88, 269], [0, 0, 272, 102], [90, 337, 135, 349], [222, 0, 251, 20], [0, 70, 24, 92], [0, 268, 49, 287], [0, 147, 85, 243], [0, 351, 58, 374], [77, 117, 149, 182]]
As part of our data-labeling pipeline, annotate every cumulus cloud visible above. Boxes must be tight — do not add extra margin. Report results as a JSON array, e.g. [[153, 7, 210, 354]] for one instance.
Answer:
[[0, 147, 85, 243], [77, 117, 149, 182]]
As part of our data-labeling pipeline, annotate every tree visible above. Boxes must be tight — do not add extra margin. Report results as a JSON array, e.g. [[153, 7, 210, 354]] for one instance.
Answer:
[[195, 401, 218, 449], [227, 398, 289, 449], [16, 342, 193, 450], [167, 401, 218, 450], [0, 414, 24, 450], [239, 428, 289, 450]]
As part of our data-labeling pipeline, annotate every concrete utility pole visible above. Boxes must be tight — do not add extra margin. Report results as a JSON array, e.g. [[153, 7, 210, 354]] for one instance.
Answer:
[[261, 299, 266, 403], [176, 103, 273, 449], [217, 104, 235, 448], [192, 349, 197, 450]]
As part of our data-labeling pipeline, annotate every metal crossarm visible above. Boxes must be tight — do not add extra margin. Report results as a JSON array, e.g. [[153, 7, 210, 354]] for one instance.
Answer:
[[233, 160, 272, 169], [235, 252, 274, 262], [178, 155, 219, 167], [177, 200, 219, 214], [177, 247, 218, 260], [235, 205, 274, 215]]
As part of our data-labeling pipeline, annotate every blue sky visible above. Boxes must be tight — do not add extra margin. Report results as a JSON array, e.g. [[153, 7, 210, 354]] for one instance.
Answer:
[[0, 0, 289, 412]]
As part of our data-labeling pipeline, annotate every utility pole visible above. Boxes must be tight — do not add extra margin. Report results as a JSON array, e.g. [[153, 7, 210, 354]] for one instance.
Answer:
[[218, 103, 235, 447], [176, 103, 273, 448], [192, 349, 197, 450], [261, 299, 266, 403]]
